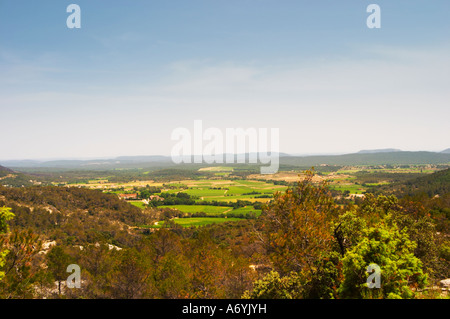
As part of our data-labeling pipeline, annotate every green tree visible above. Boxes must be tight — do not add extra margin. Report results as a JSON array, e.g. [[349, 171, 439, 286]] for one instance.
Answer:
[[76, 243, 119, 298], [242, 271, 302, 299], [392, 198, 444, 280], [355, 194, 447, 281], [109, 248, 153, 299], [46, 245, 73, 296], [261, 171, 339, 276], [0, 207, 14, 282], [301, 250, 343, 299], [338, 218, 427, 299], [0, 206, 14, 234], [332, 210, 367, 257], [0, 229, 43, 298], [154, 251, 191, 298]]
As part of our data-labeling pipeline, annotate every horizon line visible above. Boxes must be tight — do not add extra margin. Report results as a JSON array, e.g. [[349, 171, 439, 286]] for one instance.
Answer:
[[1, 148, 449, 162]]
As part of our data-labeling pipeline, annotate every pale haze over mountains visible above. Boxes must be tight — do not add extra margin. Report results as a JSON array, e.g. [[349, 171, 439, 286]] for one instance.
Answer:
[[1, 149, 449, 169]]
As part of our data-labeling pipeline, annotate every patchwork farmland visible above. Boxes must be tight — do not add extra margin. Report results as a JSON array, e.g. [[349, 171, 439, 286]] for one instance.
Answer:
[[67, 164, 444, 228]]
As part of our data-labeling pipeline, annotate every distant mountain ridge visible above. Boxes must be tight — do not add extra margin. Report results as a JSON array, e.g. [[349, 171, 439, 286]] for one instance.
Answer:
[[441, 148, 450, 154], [280, 151, 450, 167], [357, 148, 402, 154], [1, 151, 450, 169]]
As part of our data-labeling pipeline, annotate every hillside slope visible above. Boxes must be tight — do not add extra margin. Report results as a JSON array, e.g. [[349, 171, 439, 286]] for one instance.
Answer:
[[375, 168, 450, 197], [0, 185, 153, 245], [357, 148, 402, 154], [0, 165, 14, 177], [280, 151, 450, 166]]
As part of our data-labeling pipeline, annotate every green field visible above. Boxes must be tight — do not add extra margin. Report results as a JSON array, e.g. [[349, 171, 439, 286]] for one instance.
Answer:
[[150, 217, 242, 228], [229, 206, 262, 216], [328, 184, 366, 194], [160, 205, 231, 214], [215, 172, 231, 176], [198, 166, 234, 172], [365, 182, 391, 186], [183, 188, 227, 197], [158, 178, 285, 203], [129, 201, 146, 209], [159, 204, 262, 217], [199, 196, 271, 203]]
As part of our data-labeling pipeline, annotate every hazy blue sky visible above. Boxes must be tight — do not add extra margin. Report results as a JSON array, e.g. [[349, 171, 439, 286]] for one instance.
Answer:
[[0, 0, 449, 160]]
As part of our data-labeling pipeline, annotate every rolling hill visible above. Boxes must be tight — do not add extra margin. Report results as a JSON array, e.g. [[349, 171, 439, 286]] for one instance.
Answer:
[[0, 165, 40, 187], [375, 168, 450, 198], [1, 151, 450, 171], [0, 165, 14, 177], [357, 148, 402, 154], [279, 151, 450, 167]]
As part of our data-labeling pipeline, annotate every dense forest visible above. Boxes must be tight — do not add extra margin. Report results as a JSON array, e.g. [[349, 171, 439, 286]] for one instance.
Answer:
[[370, 168, 450, 233], [0, 169, 449, 299], [374, 168, 450, 198]]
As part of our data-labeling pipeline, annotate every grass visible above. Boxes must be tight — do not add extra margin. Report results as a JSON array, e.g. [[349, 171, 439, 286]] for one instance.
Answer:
[[215, 172, 230, 176], [159, 204, 263, 216], [160, 205, 230, 214], [150, 217, 243, 228], [129, 201, 146, 209], [328, 184, 366, 194], [365, 182, 391, 186], [227, 186, 253, 195], [229, 206, 262, 217], [164, 179, 283, 202], [183, 188, 227, 197], [198, 166, 234, 172], [198, 195, 272, 203]]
